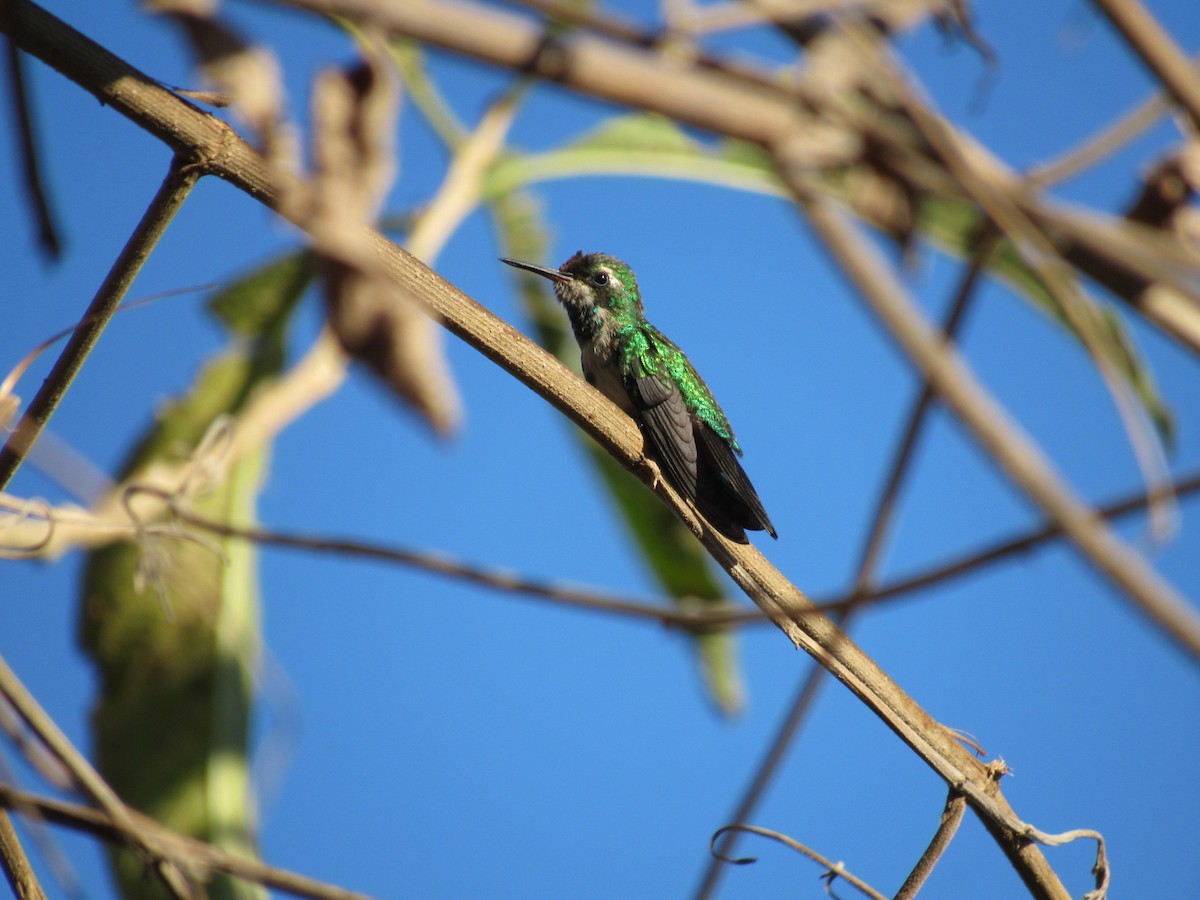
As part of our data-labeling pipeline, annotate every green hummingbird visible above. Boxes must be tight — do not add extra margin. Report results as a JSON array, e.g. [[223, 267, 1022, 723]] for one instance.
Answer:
[[501, 251, 777, 543]]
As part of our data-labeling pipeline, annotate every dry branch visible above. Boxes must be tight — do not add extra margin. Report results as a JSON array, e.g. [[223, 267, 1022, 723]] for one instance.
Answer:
[[0, 785, 372, 900], [0, 810, 46, 900], [697, 236, 991, 897], [895, 789, 968, 899], [4, 36, 61, 259], [1090, 0, 1200, 131], [0, 161, 199, 491], [709, 823, 888, 900]]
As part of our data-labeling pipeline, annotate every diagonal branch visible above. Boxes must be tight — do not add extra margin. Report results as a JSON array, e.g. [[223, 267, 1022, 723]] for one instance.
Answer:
[[0, 159, 199, 491], [0, 809, 46, 900], [895, 788, 968, 900], [0, 785, 372, 900], [1089, 0, 1200, 132], [696, 235, 994, 899], [709, 824, 888, 900]]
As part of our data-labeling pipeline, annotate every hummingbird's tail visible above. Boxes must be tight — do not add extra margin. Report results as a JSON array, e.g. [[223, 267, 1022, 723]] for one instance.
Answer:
[[695, 426, 777, 542]]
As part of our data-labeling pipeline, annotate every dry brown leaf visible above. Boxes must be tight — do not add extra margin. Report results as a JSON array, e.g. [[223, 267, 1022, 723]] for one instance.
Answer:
[[309, 51, 460, 436], [1127, 155, 1190, 227], [1127, 147, 1199, 237], [147, 4, 295, 178]]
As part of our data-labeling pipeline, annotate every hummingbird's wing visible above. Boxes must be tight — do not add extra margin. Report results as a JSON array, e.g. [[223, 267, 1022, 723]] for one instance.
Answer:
[[627, 361, 700, 503], [625, 335, 776, 542]]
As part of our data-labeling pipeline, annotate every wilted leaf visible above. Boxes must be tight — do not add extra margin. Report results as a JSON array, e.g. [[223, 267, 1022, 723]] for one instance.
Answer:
[[309, 53, 461, 436], [1126, 149, 1198, 233]]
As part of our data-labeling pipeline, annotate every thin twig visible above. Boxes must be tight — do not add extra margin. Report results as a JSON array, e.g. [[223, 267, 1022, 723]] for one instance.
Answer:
[[845, 233, 996, 602], [4, 35, 61, 258], [6, 462, 1199, 636], [126, 484, 694, 623], [854, 470, 1200, 609], [0, 749, 80, 899], [709, 824, 888, 900], [1090, 0, 1200, 132], [0, 157, 200, 491], [1022, 824, 1110, 900], [894, 789, 967, 899], [0, 785, 373, 900], [0, 810, 46, 900], [1026, 73, 1186, 187]]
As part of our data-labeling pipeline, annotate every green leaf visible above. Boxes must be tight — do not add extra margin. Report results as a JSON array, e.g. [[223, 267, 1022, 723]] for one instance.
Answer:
[[482, 113, 785, 201], [582, 445, 745, 714], [80, 252, 311, 898]]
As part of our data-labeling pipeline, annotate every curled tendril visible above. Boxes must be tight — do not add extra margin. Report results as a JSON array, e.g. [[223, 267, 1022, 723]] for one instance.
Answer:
[[0, 495, 56, 558]]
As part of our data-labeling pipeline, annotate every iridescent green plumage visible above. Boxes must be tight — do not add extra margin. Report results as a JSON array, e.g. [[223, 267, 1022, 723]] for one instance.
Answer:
[[501, 251, 776, 543], [618, 323, 738, 447]]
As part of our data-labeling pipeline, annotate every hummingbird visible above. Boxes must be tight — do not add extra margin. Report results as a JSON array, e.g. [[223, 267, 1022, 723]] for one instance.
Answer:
[[501, 251, 777, 543]]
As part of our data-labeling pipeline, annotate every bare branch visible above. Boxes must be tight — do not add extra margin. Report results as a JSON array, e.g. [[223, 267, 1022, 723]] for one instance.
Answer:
[[0, 785, 374, 900], [1024, 825, 1110, 900], [125, 485, 699, 625], [696, 235, 995, 899], [895, 789, 967, 899], [1090, 0, 1200, 132], [1027, 69, 1188, 187], [0, 810, 46, 900], [709, 824, 888, 900], [0, 158, 200, 491]]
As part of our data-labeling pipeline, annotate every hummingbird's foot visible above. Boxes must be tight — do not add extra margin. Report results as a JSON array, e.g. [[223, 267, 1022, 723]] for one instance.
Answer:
[[641, 456, 662, 491]]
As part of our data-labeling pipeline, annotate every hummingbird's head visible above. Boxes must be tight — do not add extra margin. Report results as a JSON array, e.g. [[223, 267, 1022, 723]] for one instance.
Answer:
[[501, 252, 644, 321]]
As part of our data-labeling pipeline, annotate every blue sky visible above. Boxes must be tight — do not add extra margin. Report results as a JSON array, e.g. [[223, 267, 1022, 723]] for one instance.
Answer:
[[4, 1, 1200, 898]]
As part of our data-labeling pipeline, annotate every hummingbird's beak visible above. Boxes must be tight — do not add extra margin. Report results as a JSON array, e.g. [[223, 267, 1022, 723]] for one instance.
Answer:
[[500, 257, 573, 284]]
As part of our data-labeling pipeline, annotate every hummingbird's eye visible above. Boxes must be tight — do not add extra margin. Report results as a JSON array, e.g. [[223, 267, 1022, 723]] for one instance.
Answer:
[[592, 272, 609, 286]]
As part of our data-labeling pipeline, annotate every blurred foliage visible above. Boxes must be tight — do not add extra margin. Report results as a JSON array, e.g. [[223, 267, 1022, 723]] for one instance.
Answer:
[[79, 253, 312, 898]]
